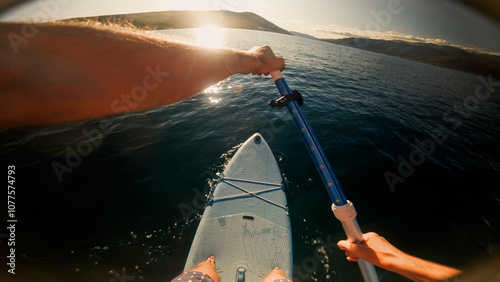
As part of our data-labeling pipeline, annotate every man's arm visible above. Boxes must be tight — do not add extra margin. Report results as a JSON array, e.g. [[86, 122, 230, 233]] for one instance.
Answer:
[[0, 22, 284, 128], [338, 232, 462, 282]]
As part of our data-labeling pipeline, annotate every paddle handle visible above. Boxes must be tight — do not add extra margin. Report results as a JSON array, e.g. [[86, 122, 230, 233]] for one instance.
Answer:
[[332, 202, 379, 282], [270, 70, 283, 81]]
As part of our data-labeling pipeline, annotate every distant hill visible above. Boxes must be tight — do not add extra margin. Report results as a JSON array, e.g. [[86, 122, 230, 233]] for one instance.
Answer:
[[68, 10, 292, 36], [321, 37, 500, 78], [68, 10, 499, 78], [289, 31, 318, 40]]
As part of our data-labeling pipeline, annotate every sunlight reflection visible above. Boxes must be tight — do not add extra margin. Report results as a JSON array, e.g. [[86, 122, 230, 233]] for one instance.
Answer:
[[204, 81, 223, 104], [203, 85, 220, 94], [193, 25, 226, 48], [209, 96, 221, 103]]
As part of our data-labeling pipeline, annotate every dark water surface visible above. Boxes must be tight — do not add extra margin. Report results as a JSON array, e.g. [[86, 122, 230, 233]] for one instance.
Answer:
[[1, 29, 499, 281]]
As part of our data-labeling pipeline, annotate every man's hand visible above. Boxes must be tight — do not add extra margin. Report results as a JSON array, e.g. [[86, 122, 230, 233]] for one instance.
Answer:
[[338, 232, 462, 282], [337, 232, 402, 266], [241, 45, 285, 76]]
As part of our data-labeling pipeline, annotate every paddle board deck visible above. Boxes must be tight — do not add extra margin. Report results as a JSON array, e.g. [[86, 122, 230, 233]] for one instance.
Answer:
[[184, 133, 292, 281]]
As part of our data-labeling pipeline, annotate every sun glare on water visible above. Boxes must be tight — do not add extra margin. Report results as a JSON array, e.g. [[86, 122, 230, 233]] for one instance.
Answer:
[[194, 25, 227, 102], [193, 25, 226, 48]]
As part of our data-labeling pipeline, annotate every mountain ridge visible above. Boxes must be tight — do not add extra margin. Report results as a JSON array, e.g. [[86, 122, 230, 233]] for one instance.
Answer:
[[67, 10, 292, 36], [66, 10, 499, 78], [320, 37, 500, 78]]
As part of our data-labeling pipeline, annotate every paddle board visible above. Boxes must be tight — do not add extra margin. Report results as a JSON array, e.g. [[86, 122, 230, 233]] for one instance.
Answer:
[[184, 133, 292, 281]]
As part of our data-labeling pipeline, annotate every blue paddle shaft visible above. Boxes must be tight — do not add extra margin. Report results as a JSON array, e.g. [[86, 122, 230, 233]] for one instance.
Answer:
[[271, 71, 379, 282], [273, 75, 347, 205]]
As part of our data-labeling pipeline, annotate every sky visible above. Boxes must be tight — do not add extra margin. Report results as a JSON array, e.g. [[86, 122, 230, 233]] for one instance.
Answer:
[[1, 0, 500, 53]]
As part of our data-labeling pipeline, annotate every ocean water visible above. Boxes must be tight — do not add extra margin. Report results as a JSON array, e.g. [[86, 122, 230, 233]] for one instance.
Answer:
[[1, 28, 499, 282]]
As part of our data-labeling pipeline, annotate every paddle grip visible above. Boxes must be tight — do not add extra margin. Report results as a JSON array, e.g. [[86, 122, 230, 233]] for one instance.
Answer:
[[333, 202, 379, 282]]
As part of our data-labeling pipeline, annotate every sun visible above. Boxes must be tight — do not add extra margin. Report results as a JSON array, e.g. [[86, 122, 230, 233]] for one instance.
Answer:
[[193, 25, 226, 48]]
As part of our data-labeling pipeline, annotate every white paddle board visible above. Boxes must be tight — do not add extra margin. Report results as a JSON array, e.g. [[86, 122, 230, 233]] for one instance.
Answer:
[[184, 133, 292, 281]]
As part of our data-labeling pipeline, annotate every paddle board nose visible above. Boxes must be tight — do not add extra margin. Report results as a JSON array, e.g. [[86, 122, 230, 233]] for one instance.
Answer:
[[184, 133, 292, 280], [253, 133, 262, 144]]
